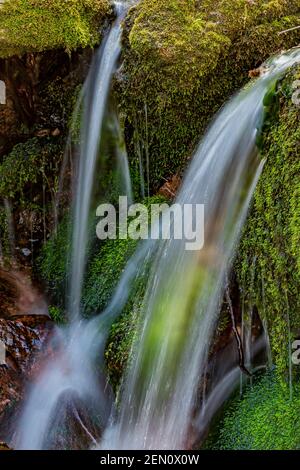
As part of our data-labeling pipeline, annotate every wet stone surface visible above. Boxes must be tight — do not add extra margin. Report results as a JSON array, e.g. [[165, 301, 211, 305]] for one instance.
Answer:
[[0, 314, 53, 439]]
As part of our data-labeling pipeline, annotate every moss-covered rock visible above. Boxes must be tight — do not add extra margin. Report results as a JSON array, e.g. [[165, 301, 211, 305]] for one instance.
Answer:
[[83, 237, 139, 315], [0, 0, 112, 58], [0, 136, 64, 263], [120, 0, 300, 190], [206, 372, 300, 450], [237, 64, 300, 377]]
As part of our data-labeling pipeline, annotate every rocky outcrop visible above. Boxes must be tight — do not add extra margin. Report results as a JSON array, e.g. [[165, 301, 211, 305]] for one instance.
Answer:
[[0, 268, 52, 439]]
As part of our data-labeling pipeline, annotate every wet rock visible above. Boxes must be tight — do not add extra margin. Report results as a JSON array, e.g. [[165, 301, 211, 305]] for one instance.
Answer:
[[0, 48, 93, 158], [0, 269, 49, 318], [0, 315, 53, 439]]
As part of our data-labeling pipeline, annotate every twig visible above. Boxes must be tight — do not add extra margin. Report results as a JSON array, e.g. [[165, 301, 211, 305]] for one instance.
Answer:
[[278, 25, 300, 35], [225, 282, 252, 377]]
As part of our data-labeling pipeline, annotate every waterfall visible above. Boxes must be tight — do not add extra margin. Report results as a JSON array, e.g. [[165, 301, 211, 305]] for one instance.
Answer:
[[68, 0, 132, 320], [13, 14, 300, 448], [100, 49, 300, 450], [14, 0, 137, 450]]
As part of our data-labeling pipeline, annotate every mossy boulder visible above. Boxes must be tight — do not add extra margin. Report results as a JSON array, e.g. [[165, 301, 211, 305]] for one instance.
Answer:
[[237, 64, 300, 377], [0, 0, 112, 58], [206, 372, 300, 450], [120, 0, 300, 190]]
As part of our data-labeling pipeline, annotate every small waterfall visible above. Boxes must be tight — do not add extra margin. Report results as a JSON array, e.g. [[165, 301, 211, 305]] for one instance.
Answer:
[[14, 22, 300, 449], [100, 49, 300, 450], [14, 0, 136, 450], [111, 110, 133, 205], [68, 0, 132, 320]]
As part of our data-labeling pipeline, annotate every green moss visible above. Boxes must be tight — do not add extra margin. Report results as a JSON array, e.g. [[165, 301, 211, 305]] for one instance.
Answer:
[[206, 372, 300, 450], [105, 303, 141, 392], [0, 136, 63, 202], [83, 237, 139, 315], [82, 194, 166, 314], [0, 0, 111, 58], [237, 65, 300, 377], [38, 215, 71, 310], [48, 304, 65, 323], [120, 0, 300, 190], [0, 206, 9, 258]]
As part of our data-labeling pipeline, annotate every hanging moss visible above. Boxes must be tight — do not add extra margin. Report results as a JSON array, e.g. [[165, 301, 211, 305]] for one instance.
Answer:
[[0, 136, 64, 268], [0, 0, 112, 58], [206, 372, 300, 450], [0, 137, 63, 202], [236, 65, 300, 378], [37, 215, 71, 310], [120, 0, 300, 190]]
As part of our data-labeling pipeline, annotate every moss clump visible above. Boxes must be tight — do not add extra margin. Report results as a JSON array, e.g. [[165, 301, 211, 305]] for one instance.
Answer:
[[207, 372, 300, 450], [82, 194, 166, 314], [237, 65, 300, 377], [120, 0, 300, 190], [0, 0, 111, 58]]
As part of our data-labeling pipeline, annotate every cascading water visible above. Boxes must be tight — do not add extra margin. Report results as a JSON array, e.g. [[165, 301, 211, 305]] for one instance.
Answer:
[[100, 49, 300, 450], [14, 0, 137, 450], [13, 10, 300, 448], [68, 0, 133, 319]]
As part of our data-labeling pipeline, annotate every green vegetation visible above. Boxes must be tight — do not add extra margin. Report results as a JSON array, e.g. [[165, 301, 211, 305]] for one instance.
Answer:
[[1, 0, 300, 447], [237, 65, 300, 377], [0, 136, 64, 267], [0, 0, 111, 57], [207, 372, 300, 450], [38, 215, 71, 311], [0, 137, 63, 203], [120, 0, 300, 190], [83, 237, 138, 315], [105, 302, 141, 391]]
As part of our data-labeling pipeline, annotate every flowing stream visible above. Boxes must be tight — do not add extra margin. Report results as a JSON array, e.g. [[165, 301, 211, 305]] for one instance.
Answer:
[[13, 2, 300, 449]]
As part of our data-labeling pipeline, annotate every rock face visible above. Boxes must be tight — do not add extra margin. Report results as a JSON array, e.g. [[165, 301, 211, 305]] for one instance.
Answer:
[[0, 48, 92, 159], [0, 314, 52, 440], [0, 48, 94, 264], [0, 268, 52, 438]]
